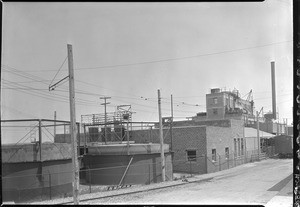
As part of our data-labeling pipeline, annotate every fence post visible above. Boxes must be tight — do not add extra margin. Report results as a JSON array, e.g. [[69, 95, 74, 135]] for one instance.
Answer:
[[89, 168, 91, 194], [204, 154, 208, 174], [234, 154, 236, 167], [148, 164, 151, 184], [49, 174, 52, 200], [189, 160, 192, 177], [18, 188, 21, 203], [218, 155, 221, 171], [227, 157, 229, 169], [42, 175, 44, 201]]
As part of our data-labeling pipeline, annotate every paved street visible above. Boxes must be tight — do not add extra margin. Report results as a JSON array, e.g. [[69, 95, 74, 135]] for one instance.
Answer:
[[80, 158, 292, 205]]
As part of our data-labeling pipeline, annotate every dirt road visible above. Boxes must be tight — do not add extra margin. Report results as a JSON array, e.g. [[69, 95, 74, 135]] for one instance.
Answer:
[[80, 158, 292, 205]]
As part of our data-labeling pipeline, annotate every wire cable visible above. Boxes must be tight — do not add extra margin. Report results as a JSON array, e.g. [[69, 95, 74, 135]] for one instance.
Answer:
[[48, 56, 68, 88]]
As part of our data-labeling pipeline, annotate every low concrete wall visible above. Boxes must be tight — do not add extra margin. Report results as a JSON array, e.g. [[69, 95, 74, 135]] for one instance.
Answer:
[[87, 143, 169, 155], [1, 143, 72, 163], [83, 153, 173, 185], [2, 159, 72, 203]]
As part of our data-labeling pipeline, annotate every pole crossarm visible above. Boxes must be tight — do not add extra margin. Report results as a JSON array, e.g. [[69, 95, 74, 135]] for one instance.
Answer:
[[48, 75, 69, 91]]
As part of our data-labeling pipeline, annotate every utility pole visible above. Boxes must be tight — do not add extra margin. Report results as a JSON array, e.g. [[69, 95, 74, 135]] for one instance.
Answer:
[[277, 108, 279, 135], [286, 118, 288, 135], [100, 97, 111, 144], [256, 111, 260, 160], [39, 119, 42, 161], [54, 111, 57, 138], [67, 44, 79, 205], [158, 89, 166, 182], [256, 107, 263, 160], [170, 94, 174, 181], [170, 94, 173, 153]]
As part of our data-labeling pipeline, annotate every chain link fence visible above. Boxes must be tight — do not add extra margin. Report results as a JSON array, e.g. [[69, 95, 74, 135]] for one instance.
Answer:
[[2, 147, 273, 204]]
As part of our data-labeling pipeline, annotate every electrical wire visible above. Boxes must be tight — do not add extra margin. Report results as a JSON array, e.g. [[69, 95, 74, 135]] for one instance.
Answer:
[[1, 40, 292, 73], [71, 40, 293, 71]]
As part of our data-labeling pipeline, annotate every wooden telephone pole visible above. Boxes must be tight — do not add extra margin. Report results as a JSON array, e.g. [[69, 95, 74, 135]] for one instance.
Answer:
[[158, 89, 166, 182], [67, 44, 80, 204], [100, 97, 111, 144], [54, 111, 57, 137], [256, 107, 263, 161]]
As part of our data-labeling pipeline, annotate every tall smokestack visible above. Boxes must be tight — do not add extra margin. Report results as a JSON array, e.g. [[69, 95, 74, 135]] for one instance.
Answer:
[[271, 61, 276, 119]]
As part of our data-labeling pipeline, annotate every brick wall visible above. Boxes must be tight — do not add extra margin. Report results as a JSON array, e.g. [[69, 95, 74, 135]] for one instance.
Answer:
[[171, 126, 207, 174], [131, 126, 207, 174], [206, 126, 233, 173], [205, 119, 244, 173], [131, 119, 246, 175]]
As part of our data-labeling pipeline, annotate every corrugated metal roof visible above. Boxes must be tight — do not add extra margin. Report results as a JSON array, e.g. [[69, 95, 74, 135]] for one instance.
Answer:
[[244, 127, 275, 138]]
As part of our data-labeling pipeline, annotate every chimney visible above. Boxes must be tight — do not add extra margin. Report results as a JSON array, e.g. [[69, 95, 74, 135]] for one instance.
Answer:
[[271, 61, 276, 119]]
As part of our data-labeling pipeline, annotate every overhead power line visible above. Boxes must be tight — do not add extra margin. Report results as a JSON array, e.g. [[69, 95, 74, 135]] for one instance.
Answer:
[[2, 40, 292, 73], [70, 40, 294, 71]]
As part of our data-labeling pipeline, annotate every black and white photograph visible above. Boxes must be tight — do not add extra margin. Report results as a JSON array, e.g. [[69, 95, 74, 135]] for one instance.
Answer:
[[1, 1, 294, 206]]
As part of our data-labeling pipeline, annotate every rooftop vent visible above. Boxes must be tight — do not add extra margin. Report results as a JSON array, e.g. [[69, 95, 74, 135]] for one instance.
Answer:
[[211, 88, 221, 94]]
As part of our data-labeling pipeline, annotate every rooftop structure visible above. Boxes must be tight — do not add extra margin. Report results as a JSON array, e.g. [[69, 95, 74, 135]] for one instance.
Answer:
[[193, 88, 254, 121]]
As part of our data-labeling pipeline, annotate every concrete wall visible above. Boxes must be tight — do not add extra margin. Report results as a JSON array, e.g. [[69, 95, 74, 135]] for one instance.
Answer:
[[2, 159, 72, 202], [83, 153, 173, 185], [2, 143, 72, 163]]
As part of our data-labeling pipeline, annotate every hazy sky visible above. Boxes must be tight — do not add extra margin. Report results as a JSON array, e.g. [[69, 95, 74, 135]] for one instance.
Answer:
[[1, 1, 293, 143]]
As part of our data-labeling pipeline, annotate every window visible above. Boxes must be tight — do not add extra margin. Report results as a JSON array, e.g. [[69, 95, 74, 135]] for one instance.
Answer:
[[213, 97, 218, 104], [225, 147, 229, 159], [212, 149, 216, 162], [213, 108, 218, 115], [187, 150, 196, 162]]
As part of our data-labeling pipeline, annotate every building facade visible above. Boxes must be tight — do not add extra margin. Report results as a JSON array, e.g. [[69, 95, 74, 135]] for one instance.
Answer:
[[130, 119, 246, 174]]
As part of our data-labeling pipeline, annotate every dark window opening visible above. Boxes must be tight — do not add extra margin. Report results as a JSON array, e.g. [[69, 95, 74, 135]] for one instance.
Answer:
[[225, 147, 229, 159], [187, 150, 197, 162], [212, 149, 216, 161]]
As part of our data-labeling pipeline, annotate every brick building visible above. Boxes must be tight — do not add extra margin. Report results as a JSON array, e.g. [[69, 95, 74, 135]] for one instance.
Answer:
[[130, 119, 248, 174]]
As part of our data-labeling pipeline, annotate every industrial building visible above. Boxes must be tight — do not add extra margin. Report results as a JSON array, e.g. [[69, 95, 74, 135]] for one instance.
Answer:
[[194, 88, 254, 121], [1, 61, 290, 203]]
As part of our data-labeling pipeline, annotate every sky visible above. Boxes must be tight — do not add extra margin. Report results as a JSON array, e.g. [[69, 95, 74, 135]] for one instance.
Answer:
[[1, 1, 293, 143]]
